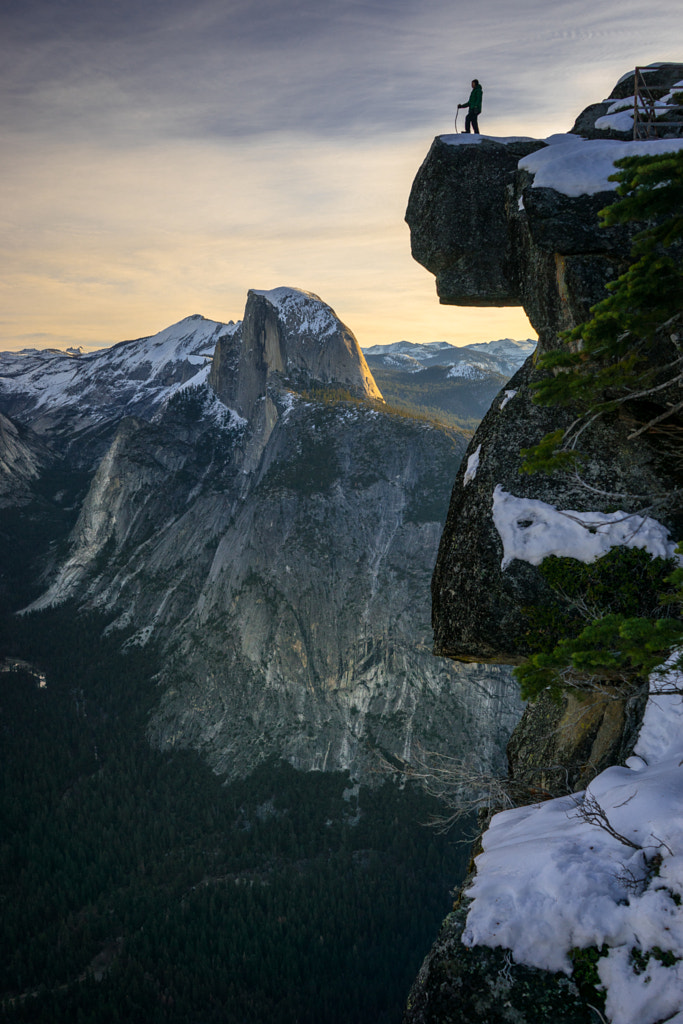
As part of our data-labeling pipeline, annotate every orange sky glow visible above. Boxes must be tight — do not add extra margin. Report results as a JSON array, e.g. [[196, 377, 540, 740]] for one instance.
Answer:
[[2, 1, 682, 353]]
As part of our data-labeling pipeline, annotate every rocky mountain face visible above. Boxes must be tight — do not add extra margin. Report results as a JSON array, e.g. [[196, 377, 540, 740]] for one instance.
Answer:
[[2, 287, 522, 783], [403, 67, 683, 1024], [0, 412, 51, 508]]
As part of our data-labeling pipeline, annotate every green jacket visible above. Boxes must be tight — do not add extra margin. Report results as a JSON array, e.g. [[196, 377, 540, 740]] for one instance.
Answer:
[[466, 84, 483, 114]]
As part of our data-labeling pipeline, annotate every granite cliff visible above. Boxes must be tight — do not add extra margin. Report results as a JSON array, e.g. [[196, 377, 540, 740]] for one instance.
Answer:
[[4, 287, 522, 783], [404, 65, 683, 1024], [0, 412, 51, 508], [406, 64, 683, 677]]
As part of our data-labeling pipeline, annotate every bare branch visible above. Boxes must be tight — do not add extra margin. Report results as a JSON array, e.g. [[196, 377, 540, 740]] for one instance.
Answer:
[[628, 395, 683, 440], [570, 791, 642, 849], [372, 743, 561, 832]]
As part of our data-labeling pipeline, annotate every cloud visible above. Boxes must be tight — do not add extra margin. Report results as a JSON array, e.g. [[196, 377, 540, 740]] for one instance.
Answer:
[[2, 0, 682, 351], [0, 127, 535, 348], [5, 0, 681, 145]]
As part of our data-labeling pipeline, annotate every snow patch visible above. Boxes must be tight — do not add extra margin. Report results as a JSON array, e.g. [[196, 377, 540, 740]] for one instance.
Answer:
[[519, 135, 683, 197], [492, 485, 679, 570], [447, 362, 486, 380], [500, 390, 517, 410], [463, 445, 481, 487], [463, 658, 683, 1024]]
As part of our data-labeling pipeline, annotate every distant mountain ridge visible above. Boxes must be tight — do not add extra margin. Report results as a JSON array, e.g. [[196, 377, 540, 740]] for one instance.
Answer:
[[0, 315, 229, 461], [363, 337, 535, 429], [363, 337, 536, 377]]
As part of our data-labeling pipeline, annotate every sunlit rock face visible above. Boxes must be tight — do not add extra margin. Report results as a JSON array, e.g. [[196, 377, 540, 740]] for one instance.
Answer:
[[406, 70, 683, 665], [210, 287, 382, 417], [209, 287, 383, 474], [25, 287, 522, 781]]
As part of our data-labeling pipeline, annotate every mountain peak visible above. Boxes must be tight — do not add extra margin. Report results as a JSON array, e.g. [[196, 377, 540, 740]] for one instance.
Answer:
[[211, 287, 382, 423]]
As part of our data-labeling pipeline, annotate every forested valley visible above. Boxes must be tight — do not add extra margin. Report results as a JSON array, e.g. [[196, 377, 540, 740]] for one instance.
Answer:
[[0, 604, 473, 1023]]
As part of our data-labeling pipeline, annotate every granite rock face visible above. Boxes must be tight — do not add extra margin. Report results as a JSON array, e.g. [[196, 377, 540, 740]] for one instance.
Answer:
[[26, 288, 522, 782], [403, 70, 683, 1022], [0, 412, 51, 508], [430, 356, 672, 665], [406, 137, 544, 309], [210, 287, 382, 416], [406, 136, 636, 352], [406, 71, 683, 664], [403, 902, 590, 1024]]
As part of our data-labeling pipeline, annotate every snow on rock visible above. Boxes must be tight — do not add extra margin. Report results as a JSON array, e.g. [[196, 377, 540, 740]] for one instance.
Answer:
[[381, 353, 423, 371], [519, 134, 683, 197], [463, 660, 683, 1023], [595, 108, 641, 133], [252, 286, 339, 340], [0, 315, 233, 429], [492, 485, 680, 570], [499, 389, 517, 410], [463, 445, 481, 487], [634, 658, 683, 764], [446, 362, 486, 380], [595, 83, 683, 133]]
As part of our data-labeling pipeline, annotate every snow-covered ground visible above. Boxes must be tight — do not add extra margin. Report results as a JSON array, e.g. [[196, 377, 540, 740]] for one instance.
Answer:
[[519, 134, 683, 198], [463, 662, 683, 1024], [457, 484, 683, 1023]]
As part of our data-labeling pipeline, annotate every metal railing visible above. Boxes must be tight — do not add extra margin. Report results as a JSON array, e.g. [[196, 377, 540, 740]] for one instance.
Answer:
[[633, 66, 683, 139]]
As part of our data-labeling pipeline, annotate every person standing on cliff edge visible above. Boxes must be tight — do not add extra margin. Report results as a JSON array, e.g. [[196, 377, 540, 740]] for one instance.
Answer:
[[458, 79, 483, 133]]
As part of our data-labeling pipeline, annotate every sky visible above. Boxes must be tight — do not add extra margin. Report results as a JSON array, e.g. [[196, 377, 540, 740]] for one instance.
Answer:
[[2, 0, 682, 352]]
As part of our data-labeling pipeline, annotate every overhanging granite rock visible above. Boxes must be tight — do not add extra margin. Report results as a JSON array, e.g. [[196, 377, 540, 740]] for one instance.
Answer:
[[406, 70, 683, 664], [406, 136, 543, 307]]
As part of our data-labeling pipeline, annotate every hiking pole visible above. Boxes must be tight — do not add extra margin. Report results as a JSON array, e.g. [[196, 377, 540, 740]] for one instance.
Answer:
[[454, 107, 459, 133]]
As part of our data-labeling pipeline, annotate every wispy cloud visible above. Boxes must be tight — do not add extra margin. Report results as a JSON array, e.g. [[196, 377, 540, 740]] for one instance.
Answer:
[[1, 0, 682, 349]]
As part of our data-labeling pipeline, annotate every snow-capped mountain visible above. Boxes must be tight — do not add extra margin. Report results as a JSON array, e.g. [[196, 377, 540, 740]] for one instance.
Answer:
[[363, 337, 536, 378], [0, 315, 233, 458], [0, 288, 381, 465], [361, 337, 534, 428], [0, 286, 521, 783]]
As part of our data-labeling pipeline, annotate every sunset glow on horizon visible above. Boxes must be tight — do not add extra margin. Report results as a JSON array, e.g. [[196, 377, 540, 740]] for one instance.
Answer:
[[2, 0, 682, 353]]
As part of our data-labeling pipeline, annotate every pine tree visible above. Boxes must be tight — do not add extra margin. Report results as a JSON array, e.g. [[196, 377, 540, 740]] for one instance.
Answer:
[[516, 149, 683, 700], [522, 149, 683, 479]]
